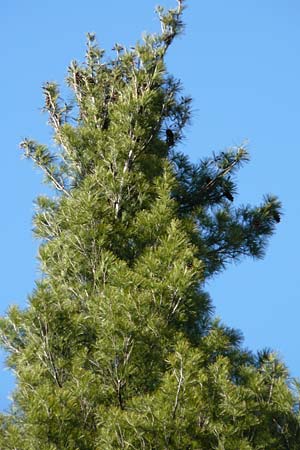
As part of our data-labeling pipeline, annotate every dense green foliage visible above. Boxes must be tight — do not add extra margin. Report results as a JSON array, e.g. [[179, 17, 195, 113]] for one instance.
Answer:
[[1, 1, 299, 448]]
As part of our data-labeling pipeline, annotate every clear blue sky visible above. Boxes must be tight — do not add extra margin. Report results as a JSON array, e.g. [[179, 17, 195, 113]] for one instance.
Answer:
[[0, 0, 299, 410]]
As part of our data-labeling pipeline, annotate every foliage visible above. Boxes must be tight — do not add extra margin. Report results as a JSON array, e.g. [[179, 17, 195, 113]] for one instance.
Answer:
[[1, 1, 299, 448]]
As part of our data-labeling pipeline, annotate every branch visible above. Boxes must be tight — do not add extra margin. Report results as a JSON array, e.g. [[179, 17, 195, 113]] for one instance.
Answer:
[[20, 139, 71, 197], [37, 161, 71, 197], [172, 352, 184, 419], [38, 318, 63, 388], [203, 148, 248, 193]]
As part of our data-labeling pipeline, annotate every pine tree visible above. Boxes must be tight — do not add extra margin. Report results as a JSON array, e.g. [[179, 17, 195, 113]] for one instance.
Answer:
[[1, 1, 299, 448]]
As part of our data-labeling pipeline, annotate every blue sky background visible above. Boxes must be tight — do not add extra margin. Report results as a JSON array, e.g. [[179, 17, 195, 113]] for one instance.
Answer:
[[0, 0, 299, 410]]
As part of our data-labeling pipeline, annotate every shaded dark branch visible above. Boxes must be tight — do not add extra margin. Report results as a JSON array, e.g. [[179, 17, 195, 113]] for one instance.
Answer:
[[201, 149, 247, 194]]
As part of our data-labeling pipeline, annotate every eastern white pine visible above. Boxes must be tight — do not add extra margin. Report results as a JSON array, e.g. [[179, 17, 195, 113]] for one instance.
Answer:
[[1, 2, 299, 449]]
